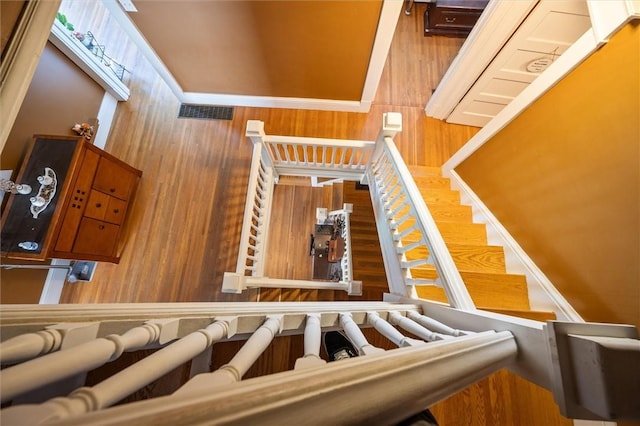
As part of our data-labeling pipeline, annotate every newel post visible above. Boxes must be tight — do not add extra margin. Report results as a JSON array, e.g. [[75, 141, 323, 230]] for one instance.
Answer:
[[375, 112, 403, 161], [246, 120, 276, 178], [365, 113, 402, 183]]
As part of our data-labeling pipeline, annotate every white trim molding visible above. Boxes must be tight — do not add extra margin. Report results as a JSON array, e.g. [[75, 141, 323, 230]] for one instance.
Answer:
[[446, 170, 584, 322], [587, 0, 640, 43], [360, 0, 403, 109], [48, 19, 130, 101], [39, 259, 72, 305], [424, 0, 538, 119], [181, 92, 369, 113], [101, 0, 401, 112]]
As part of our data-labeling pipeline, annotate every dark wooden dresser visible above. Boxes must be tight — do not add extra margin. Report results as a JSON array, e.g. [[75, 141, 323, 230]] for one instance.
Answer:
[[424, 0, 489, 37], [1, 135, 142, 263]]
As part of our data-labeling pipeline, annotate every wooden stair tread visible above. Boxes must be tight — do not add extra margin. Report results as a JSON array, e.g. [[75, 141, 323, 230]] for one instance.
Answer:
[[412, 270, 530, 310], [415, 285, 529, 311], [404, 244, 506, 274], [427, 204, 473, 223], [407, 165, 442, 177], [400, 222, 488, 246], [411, 269, 526, 285], [419, 188, 461, 205], [388, 203, 473, 224], [411, 176, 451, 189]]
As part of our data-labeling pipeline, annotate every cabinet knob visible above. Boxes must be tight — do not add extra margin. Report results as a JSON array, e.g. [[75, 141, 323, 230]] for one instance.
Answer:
[[445, 17, 456, 23], [113, 209, 120, 214], [110, 188, 116, 193], [98, 225, 105, 230], [96, 203, 102, 208]]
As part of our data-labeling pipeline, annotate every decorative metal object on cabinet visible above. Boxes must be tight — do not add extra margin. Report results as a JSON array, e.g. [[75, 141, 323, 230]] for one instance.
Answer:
[[0, 135, 142, 264], [424, 0, 489, 37]]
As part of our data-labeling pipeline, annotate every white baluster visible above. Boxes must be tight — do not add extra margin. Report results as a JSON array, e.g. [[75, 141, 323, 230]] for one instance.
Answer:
[[294, 143, 301, 164], [340, 313, 384, 355], [294, 313, 327, 370], [0, 317, 236, 424], [389, 311, 453, 342], [339, 147, 346, 167], [176, 315, 283, 394], [367, 312, 424, 347], [407, 311, 474, 337], [0, 329, 62, 365], [0, 321, 165, 403]]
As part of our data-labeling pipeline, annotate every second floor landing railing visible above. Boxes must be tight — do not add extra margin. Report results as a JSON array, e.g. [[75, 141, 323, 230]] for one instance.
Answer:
[[223, 120, 373, 296], [2, 300, 637, 424], [0, 301, 512, 425]]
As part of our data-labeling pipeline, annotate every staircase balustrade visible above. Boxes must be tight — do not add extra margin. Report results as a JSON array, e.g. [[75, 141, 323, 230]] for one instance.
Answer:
[[254, 121, 376, 182], [326, 204, 360, 294], [1, 305, 638, 422], [222, 135, 276, 292], [1, 301, 524, 425], [223, 118, 374, 295], [0, 320, 171, 402], [366, 119, 475, 310]]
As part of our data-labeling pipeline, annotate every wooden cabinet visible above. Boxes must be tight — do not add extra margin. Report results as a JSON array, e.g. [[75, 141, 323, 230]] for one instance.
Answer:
[[1, 135, 142, 263], [424, 0, 489, 37]]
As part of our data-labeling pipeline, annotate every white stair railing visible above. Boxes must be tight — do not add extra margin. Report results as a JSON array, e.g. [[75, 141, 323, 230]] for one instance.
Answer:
[[366, 113, 475, 310], [1, 301, 638, 424], [0, 301, 516, 425], [257, 124, 376, 182], [222, 126, 276, 292], [326, 203, 361, 295], [223, 119, 376, 296], [224, 203, 362, 296]]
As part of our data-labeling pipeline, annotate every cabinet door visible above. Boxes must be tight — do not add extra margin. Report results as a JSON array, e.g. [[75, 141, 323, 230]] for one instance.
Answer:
[[92, 157, 136, 201], [104, 197, 127, 225], [84, 190, 128, 225], [84, 190, 111, 221], [72, 217, 119, 256]]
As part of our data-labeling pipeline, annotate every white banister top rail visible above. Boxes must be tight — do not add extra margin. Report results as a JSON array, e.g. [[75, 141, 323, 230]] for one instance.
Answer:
[[264, 135, 375, 149]]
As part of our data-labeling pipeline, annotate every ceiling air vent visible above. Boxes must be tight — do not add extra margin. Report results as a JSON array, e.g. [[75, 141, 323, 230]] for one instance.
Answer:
[[178, 104, 234, 121]]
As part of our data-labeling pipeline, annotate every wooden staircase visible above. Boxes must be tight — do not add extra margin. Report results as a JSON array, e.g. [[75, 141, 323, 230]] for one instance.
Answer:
[[405, 166, 554, 320]]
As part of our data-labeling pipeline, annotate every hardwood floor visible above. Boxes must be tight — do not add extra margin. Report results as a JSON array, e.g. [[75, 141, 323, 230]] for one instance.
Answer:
[[57, 1, 476, 304], [53, 2, 576, 425]]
